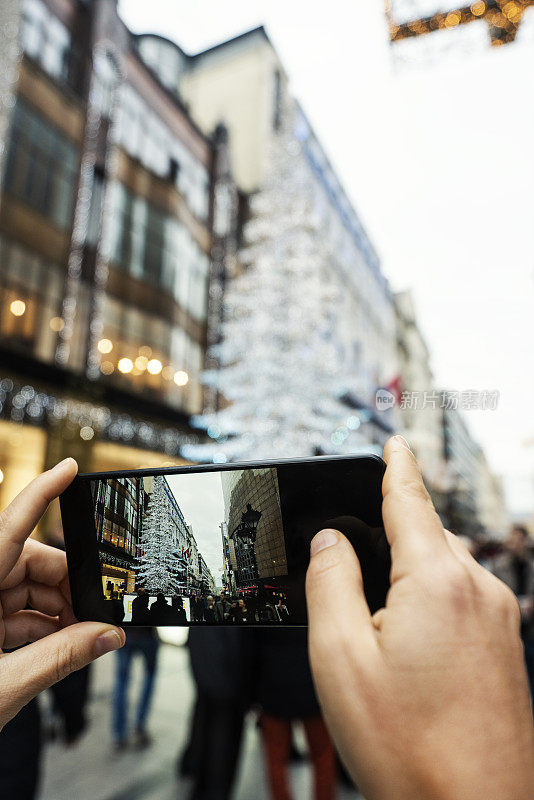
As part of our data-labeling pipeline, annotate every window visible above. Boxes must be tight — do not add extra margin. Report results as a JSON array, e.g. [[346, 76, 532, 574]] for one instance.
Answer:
[[115, 85, 211, 222], [107, 181, 210, 322], [0, 235, 64, 363], [3, 99, 78, 229], [21, 0, 71, 83]]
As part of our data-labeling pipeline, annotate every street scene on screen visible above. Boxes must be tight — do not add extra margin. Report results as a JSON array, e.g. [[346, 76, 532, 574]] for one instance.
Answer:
[[91, 468, 290, 625]]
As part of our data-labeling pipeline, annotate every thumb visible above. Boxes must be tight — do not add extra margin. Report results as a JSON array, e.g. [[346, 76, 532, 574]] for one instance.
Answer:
[[305, 529, 376, 671], [0, 622, 125, 729]]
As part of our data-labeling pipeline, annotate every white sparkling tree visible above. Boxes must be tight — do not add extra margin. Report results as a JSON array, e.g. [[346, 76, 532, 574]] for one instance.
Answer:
[[182, 107, 352, 462], [137, 476, 185, 594]]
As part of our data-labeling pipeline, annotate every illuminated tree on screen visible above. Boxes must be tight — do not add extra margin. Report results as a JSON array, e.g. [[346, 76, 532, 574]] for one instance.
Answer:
[[137, 477, 185, 594], [182, 110, 350, 462]]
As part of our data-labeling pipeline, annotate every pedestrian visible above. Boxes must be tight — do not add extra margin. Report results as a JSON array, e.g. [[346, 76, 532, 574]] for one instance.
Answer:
[[215, 590, 231, 622], [192, 594, 205, 622], [112, 628, 159, 751], [170, 596, 187, 624], [131, 588, 151, 625], [257, 628, 336, 800], [491, 524, 534, 695], [232, 598, 249, 624], [204, 595, 217, 624], [149, 593, 171, 625], [177, 628, 255, 798], [109, 590, 125, 624]]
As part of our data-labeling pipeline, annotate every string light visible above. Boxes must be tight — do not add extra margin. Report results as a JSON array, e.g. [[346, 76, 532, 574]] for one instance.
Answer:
[[174, 370, 189, 386], [147, 359, 162, 375], [97, 338, 113, 354], [100, 360, 114, 375], [118, 358, 133, 374], [10, 300, 25, 316], [49, 317, 65, 332], [135, 355, 148, 371]]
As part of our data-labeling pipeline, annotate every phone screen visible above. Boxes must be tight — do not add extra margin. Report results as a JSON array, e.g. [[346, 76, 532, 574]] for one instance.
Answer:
[[60, 455, 389, 626]]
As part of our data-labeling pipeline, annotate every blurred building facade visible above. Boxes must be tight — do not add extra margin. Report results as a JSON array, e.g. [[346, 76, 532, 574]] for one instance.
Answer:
[[394, 290, 444, 496], [136, 26, 398, 450], [0, 0, 237, 523]]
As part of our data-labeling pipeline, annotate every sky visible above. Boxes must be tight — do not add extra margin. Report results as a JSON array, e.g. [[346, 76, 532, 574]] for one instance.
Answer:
[[120, 0, 534, 518], [166, 471, 226, 580]]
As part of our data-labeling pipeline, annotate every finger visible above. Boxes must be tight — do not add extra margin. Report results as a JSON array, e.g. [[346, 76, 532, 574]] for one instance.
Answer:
[[306, 529, 376, 654], [2, 610, 61, 648], [382, 436, 451, 576], [0, 580, 76, 626], [0, 459, 77, 583], [0, 539, 68, 591], [0, 622, 125, 731]]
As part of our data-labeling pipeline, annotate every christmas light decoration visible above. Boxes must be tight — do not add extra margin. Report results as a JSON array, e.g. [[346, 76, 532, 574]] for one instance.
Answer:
[[182, 105, 367, 463], [0, 376, 200, 455], [386, 0, 534, 47], [137, 476, 187, 594]]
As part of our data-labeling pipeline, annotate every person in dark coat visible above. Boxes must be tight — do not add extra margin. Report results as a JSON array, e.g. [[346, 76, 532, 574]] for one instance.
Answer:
[[109, 590, 125, 624], [214, 591, 231, 622], [131, 588, 151, 625], [177, 628, 256, 799], [203, 596, 217, 624], [170, 596, 187, 624], [192, 594, 205, 622], [257, 628, 336, 800], [149, 593, 171, 624]]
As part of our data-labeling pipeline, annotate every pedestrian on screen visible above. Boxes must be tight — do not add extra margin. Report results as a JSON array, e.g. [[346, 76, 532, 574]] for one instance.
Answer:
[[109, 591, 125, 625], [215, 591, 231, 622], [204, 596, 217, 624], [131, 588, 150, 625], [149, 593, 171, 625], [170, 597, 187, 625]]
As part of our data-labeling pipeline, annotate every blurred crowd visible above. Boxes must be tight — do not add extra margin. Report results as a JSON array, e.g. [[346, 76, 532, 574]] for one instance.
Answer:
[[0, 523, 532, 800]]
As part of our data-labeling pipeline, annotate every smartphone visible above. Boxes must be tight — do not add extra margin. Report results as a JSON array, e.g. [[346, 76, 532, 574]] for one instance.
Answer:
[[59, 454, 390, 626]]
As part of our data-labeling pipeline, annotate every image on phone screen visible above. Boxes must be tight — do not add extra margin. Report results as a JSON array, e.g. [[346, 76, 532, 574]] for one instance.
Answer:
[[60, 456, 390, 626]]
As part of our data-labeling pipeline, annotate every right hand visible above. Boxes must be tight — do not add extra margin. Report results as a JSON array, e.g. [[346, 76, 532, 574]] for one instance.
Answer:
[[306, 435, 534, 800]]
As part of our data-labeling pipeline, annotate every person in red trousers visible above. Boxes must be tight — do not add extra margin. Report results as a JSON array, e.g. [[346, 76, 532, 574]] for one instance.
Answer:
[[256, 628, 336, 800]]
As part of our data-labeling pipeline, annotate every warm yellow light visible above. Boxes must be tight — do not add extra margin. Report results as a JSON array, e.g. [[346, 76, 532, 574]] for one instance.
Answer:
[[174, 370, 189, 387], [147, 359, 162, 375], [98, 338, 113, 354], [118, 358, 133, 374], [445, 11, 461, 26], [0, 468, 4, 485], [50, 317, 64, 332], [471, 1, 486, 16], [162, 365, 174, 380], [135, 355, 148, 371], [80, 426, 94, 441], [138, 345, 152, 358], [100, 360, 114, 375], [10, 300, 26, 317]]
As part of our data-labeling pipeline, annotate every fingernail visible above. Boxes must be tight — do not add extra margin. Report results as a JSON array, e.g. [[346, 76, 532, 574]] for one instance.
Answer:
[[52, 457, 74, 472], [310, 529, 338, 557], [394, 435, 411, 451], [94, 630, 123, 658]]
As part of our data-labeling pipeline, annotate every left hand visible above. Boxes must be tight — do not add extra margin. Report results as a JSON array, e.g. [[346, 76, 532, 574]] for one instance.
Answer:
[[0, 458, 125, 731]]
